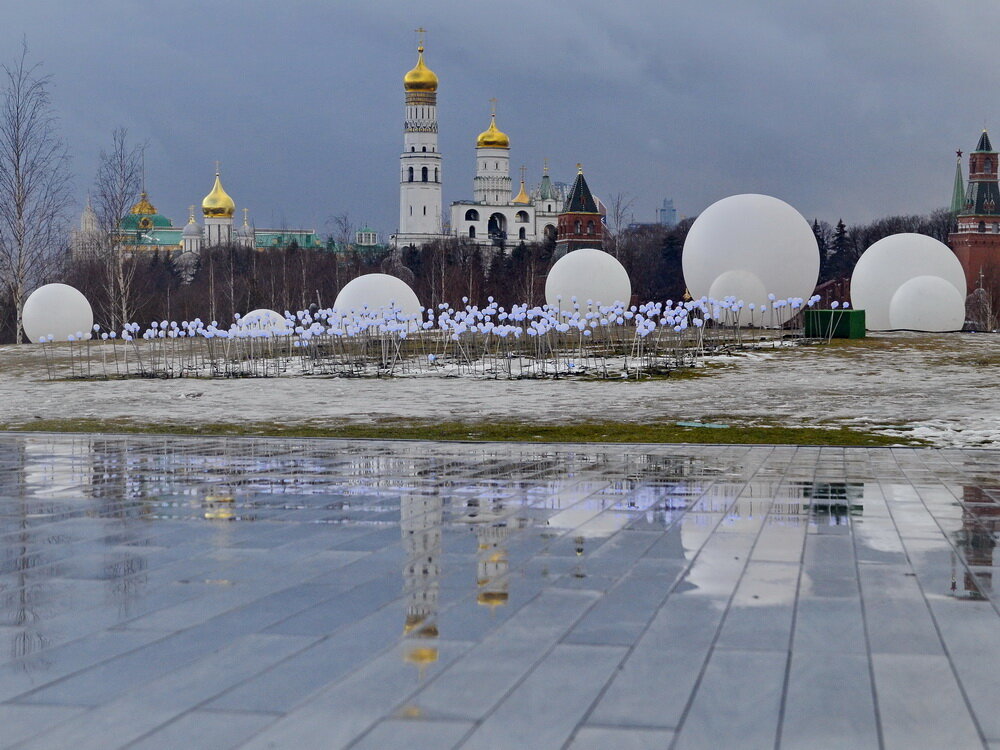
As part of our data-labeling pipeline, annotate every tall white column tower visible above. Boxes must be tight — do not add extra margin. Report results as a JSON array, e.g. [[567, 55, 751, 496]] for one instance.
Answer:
[[473, 103, 511, 204], [395, 31, 443, 247]]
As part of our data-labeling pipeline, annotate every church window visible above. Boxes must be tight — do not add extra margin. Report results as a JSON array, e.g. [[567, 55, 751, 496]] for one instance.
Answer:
[[544, 224, 556, 240], [422, 167, 428, 182], [978, 221, 986, 233], [434, 168, 439, 182], [587, 220, 595, 234], [515, 210, 529, 223], [423, 206, 427, 215], [987, 158, 993, 172], [574, 220, 582, 234], [495, 162, 498, 169], [411, 146, 415, 152], [408, 167, 414, 182], [422, 146, 427, 152], [993, 223, 999, 233], [465, 209, 479, 221], [410, 206, 413, 216], [547, 204, 552, 212], [519, 227, 526, 240], [469, 226, 476, 238]]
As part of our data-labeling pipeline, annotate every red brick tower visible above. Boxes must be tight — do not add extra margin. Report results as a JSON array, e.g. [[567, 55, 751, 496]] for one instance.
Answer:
[[949, 130, 1000, 292], [556, 165, 603, 255]]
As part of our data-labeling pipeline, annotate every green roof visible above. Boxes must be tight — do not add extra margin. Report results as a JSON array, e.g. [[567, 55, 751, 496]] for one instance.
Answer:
[[563, 170, 598, 214], [120, 212, 174, 231], [974, 130, 993, 153]]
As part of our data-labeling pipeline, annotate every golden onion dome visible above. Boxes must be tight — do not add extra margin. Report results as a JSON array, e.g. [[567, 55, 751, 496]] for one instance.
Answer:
[[403, 46, 438, 92], [130, 192, 156, 215], [202, 172, 235, 218], [476, 115, 510, 149], [513, 179, 531, 204]]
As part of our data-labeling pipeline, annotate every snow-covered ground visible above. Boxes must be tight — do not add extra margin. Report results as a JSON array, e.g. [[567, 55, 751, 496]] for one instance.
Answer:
[[1, 331, 997, 448]]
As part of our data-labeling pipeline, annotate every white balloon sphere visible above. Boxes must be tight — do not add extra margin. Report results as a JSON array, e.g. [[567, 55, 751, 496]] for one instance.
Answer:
[[682, 194, 819, 325], [239, 308, 287, 335], [22, 283, 94, 343], [334, 273, 422, 319], [544, 247, 631, 313], [888, 275, 965, 332], [708, 269, 769, 322], [850, 234, 966, 331]]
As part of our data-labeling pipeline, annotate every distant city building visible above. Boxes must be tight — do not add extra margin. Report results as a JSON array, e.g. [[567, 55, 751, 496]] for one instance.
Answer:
[[657, 198, 678, 227], [949, 129, 1000, 292]]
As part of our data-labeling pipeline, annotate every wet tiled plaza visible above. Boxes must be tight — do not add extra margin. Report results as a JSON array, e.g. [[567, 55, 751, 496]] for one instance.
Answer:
[[0, 434, 998, 749]]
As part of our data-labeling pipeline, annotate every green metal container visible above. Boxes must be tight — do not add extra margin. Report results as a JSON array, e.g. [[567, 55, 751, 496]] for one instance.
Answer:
[[804, 309, 866, 339]]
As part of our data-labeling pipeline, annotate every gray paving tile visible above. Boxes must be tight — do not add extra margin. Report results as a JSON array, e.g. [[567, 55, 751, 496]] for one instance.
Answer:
[[350, 718, 473, 750], [792, 596, 867, 654], [568, 726, 674, 749], [780, 651, 878, 750], [126, 709, 277, 750], [873, 653, 984, 749], [458, 644, 626, 750], [0, 704, 85, 749], [673, 649, 786, 750]]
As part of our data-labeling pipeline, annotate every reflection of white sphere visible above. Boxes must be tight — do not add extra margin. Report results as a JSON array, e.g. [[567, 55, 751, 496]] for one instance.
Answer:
[[682, 194, 819, 324], [888, 275, 965, 332], [334, 274, 421, 318], [708, 269, 768, 322], [544, 248, 631, 312], [850, 234, 966, 330], [23, 283, 94, 343], [239, 308, 287, 334]]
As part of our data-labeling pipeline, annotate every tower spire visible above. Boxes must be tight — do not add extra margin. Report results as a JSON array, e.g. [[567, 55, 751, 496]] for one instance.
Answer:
[[951, 150, 966, 215]]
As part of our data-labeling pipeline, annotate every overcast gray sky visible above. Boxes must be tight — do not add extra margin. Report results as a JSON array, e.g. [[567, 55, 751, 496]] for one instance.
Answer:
[[3, 0, 995, 236]]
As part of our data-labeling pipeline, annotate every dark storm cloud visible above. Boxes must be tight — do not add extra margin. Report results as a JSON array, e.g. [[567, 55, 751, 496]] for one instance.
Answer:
[[1, 0, 994, 235]]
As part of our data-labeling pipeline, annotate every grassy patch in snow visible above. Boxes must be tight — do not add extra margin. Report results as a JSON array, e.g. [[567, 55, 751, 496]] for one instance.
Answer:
[[1, 416, 925, 447]]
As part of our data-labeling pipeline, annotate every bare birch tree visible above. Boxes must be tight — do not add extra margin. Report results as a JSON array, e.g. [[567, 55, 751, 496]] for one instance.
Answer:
[[93, 127, 142, 330], [0, 43, 72, 343]]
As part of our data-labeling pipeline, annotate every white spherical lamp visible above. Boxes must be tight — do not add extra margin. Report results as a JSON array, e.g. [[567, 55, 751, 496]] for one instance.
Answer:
[[238, 308, 287, 335], [22, 283, 94, 343], [682, 194, 819, 324], [850, 234, 966, 330], [334, 273, 422, 319], [544, 247, 631, 313], [888, 275, 965, 332]]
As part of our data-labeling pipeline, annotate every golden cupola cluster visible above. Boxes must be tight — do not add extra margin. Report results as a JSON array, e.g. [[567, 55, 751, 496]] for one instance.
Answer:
[[202, 171, 235, 218], [403, 45, 438, 93], [476, 114, 510, 149]]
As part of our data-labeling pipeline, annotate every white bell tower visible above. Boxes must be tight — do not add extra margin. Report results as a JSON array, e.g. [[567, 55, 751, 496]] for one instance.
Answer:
[[395, 29, 443, 247]]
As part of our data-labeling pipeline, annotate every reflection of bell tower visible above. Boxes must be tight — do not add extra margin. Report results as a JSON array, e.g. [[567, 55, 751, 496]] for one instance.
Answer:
[[401, 492, 442, 670], [476, 521, 510, 610]]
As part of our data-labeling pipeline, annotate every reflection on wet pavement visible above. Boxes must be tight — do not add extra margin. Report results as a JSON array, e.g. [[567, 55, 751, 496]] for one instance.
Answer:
[[0, 434, 997, 749]]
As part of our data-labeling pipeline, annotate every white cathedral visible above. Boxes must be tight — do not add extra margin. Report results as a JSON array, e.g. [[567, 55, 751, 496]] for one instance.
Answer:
[[392, 42, 568, 249]]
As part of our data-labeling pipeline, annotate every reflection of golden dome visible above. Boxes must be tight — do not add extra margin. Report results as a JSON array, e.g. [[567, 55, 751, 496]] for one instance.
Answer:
[[404, 46, 438, 92], [404, 646, 439, 665], [403, 614, 439, 638], [476, 115, 510, 149], [130, 192, 156, 215], [203, 494, 234, 520], [477, 590, 509, 606], [202, 172, 235, 218]]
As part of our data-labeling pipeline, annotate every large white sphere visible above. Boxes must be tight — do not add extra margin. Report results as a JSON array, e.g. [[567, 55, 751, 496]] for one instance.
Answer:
[[333, 273, 422, 319], [850, 234, 966, 330], [888, 275, 965, 332], [22, 283, 94, 343], [708, 269, 769, 323], [239, 308, 287, 335], [544, 247, 631, 312], [682, 194, 819, 325]]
